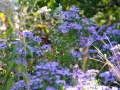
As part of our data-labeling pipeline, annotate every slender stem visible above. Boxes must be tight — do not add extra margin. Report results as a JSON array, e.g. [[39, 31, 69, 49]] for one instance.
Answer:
[[89, 58, 105, 63], [82, 46, 89, 72]]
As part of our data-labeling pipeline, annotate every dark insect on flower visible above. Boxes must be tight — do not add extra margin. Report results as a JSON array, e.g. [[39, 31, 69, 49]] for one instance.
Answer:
[[41, 37, 52, 45]]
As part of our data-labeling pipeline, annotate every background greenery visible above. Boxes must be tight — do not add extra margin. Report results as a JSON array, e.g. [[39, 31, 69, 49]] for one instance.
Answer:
[[19, 0, 120, 26]]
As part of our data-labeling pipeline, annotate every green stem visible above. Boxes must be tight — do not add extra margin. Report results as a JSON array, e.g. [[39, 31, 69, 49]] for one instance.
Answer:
[[82, 46, 89, 72]]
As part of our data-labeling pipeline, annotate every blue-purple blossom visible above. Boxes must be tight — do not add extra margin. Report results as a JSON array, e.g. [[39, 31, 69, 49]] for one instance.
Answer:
[[55, 80, 65, 84], [21, 30, 33, 38], [46, 86, 57, 90], [35, 49, 44, 56], [89, 49, 97, 53], [0, 43, 7, 49], [81, 18, 89, 24], [33, 36, 42, 42], [63, 11, 80, 20], [42, 44, 51, 51], [10, 41, 19, 45], [70, 22, 82, 30], [58, 25, 70, 34], [69, 6, 80, 13], [15, 57, 26, 65], [16, 47, 24, 54], [99, 69, 118, 84], [56, 68, 71, 76], [102, 44, 111, 51], [11, 61, 119, 90], [71, 51, 81, 58], [27, 45, 35, 53]]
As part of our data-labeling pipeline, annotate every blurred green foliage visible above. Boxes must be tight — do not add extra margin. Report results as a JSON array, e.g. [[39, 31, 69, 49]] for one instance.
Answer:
[[19, 0, 120, 25]]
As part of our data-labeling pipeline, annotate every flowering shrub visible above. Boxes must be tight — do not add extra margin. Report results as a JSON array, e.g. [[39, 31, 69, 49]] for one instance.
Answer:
[[11, 61, 119, 90], [0, 0, 120, 90]]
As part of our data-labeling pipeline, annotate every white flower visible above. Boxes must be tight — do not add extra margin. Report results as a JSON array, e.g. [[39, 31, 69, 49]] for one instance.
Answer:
[[0, 25, 7, 31], [38, 6, 51, 14], [15, 23, 19, 29], [13, 12, 20, 23], [53, 5, 64, 23]]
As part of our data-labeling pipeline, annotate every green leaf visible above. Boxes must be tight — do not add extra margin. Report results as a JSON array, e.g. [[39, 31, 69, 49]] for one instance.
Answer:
[[26, 45, 33, 57], [2, 27, 13, 38], [23, 72, 28, 87], [23, 72, 30, 90], [6, 76, 14, 90], [5, 44, 17, 79]]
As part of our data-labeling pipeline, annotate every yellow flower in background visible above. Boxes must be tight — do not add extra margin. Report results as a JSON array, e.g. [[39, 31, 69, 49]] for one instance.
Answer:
[[0, 12, 9, 28], [0, 12, 9, 35], [0, 12, 6, 22]]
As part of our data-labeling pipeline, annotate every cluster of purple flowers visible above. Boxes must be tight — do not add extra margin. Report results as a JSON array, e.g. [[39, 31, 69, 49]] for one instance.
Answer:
[[20, 30, 42, 42], [99, 44, 120, 84], [100, 69, 119, 84], [11, 61, 119, 90], [57, 6, 120, 86], [1, 30, 51, 67], [1, 6, 120, 89]]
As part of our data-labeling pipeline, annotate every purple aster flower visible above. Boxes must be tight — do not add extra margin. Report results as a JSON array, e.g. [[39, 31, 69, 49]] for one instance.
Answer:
[[70, 22, 82, 30], [33, 78, 43, 84], [104, 26, 113, 35], [56, 80, 65, 85], [33, 86, 39, 89], [63, 11, 80, 20], [69, 6, 80, 13], [36, 64, 48, 70], [0, 43, 7, 49], [42, 44, 51, 51], [58, 25, 70, 34], [14, 73, 23, 77], [102, 44, 111, 51], [15, 58, 21, 64], [71, 51, 81, 58], [27, 45, 35, 53], [10, 41, 19, 45], [95, 35, 106, 41], [85, 69, 99, 77], [35, 49, 44, 56], [56, 68, 71, 76], [65, 85, 78, 90], [22, 30, 33, 38], [87, 26, 96, 34], [45, 61, 59, 69], [36, 72, 42, 76], [81, 18, 89, 24], [86, 37, 94, 46], [63, 11, 71, 20], [99, 70, 117, 84], [21, 57, 27, 65], [69, 11, 80, 19], [15, 57, 27, 65], [63, 22, 71, 29], [89, 49, 97, 53], [46, 86, 57, 90], [98, 25, 106, 33], [16, 47, 24, 54], [33, 36, 42, 42]]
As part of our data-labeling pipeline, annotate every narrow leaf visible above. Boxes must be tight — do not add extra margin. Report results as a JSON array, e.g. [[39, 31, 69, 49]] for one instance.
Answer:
[[6, 77, 14, 90], [5, 44, 17, 78], [26, 45, 33, 57]]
